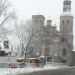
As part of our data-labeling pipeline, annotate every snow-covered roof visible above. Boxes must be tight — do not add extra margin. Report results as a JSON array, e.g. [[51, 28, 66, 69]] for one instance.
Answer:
[[65, 0, 71, 1], [60, 12, 73, 17], [1, 48, 12, 52]]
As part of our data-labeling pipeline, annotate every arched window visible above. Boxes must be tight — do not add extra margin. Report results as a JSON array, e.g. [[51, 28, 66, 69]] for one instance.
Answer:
[[65, 5, 67, 7], [67, 20, 69, 24], [62, 20, 64, 25], [62, 48, 67, 56], [71, 21, 73, 31], [67, 20, 70, 32], [62, 37, 66, 42], [68, 5, 70, 7], [45, 41, 50, 55], [45, 41, 50, 50]]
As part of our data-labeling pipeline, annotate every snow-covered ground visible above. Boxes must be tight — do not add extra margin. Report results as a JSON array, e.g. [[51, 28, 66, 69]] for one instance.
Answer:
[[0, 65, 73, 75]]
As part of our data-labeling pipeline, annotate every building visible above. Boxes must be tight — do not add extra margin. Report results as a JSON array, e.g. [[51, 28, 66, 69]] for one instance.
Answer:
[[28, 0, 74, 66]]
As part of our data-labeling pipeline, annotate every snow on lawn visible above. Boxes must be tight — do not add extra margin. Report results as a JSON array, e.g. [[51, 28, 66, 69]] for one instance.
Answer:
[[0, 65, 71, 75]]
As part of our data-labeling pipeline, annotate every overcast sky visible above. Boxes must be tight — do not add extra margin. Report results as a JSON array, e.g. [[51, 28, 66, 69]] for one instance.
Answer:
[[11, 0, 75, 50]]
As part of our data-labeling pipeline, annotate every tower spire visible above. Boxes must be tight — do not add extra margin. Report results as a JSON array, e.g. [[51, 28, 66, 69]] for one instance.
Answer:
[[63, 0, 71, 12]]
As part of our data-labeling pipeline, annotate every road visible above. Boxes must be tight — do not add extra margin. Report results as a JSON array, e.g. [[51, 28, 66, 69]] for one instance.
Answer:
[[42, 68, 75, 75], [20, 68, 75, 75]]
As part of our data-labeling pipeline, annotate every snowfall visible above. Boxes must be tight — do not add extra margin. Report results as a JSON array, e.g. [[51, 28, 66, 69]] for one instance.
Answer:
[[0, 65, 74, 75]]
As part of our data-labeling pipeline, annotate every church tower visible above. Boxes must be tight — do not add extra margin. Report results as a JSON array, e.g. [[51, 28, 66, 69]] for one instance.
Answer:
[[60, 0, 74, 51], [63, 0, 71, 12], [32, 15, 45, 31]]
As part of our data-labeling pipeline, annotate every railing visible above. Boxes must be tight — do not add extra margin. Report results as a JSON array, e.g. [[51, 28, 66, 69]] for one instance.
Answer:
[[46, 62, 67, 67]]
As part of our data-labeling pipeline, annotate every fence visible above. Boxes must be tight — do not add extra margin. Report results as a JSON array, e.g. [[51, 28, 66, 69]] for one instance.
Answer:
[[0, 57, 17, 63], [46, 62, 67, 67], [1, 57, 68, 68], [0, 63, 9, 68], [0, 57, 17, 68]]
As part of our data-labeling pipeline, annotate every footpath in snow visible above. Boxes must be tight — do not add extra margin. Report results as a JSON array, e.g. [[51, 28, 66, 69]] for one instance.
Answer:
[[0, 65, 72, 75]]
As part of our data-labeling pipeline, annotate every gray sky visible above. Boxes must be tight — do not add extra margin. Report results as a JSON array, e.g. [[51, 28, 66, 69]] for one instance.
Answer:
[[12, 0, 75, 50]]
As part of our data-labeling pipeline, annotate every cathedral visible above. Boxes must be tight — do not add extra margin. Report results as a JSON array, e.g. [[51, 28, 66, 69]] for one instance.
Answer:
[[28, 0, 74, 66]]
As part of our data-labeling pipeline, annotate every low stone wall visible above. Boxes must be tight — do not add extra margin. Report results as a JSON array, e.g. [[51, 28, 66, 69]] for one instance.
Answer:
[[17, 68, 75, 75]]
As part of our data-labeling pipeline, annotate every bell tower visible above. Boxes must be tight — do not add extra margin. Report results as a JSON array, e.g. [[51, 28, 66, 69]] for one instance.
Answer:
[[60, 0, 74, 51], [60, 0, 74, 35], [63, 0, 71, 12]]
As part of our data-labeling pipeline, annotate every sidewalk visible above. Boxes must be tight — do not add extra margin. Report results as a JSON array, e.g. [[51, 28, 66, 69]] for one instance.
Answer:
[[0, 65, 75, 75]]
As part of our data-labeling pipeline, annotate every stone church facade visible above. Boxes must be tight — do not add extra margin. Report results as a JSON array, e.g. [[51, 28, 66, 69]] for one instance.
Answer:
[[28, 0, 74, 66]]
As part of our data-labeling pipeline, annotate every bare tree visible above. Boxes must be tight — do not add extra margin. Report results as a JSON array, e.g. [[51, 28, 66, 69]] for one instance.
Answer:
[[15, 20, 41, 60], [0, 0, 16, 42], [15, 20, 28, 57]]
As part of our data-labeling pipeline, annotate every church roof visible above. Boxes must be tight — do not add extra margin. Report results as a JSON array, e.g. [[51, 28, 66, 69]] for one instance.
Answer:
[[65, 0, 71, 1], [60, 11, 73, 17]]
